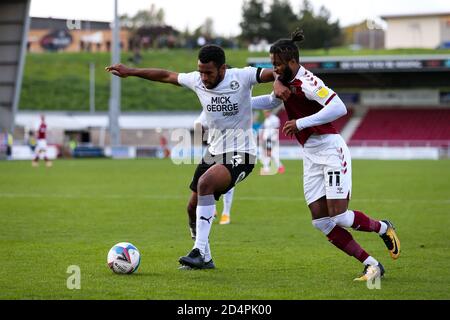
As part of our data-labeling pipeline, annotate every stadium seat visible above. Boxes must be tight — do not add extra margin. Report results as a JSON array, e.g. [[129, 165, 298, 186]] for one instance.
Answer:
[[349, 108, 450, 147]]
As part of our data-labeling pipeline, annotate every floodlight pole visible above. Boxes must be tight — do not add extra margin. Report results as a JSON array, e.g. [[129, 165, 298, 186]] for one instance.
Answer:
[[109, 0, 121, 146]]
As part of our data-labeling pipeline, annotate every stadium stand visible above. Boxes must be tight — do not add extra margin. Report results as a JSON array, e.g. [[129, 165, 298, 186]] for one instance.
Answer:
[[349, 108, 450, 147], [332, 108, 354, 133], [0, 0, 30, 134]]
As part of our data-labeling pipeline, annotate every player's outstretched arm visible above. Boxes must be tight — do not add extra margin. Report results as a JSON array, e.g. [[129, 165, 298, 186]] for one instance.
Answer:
[[251, 93, 283, 110], [282, 94, 347, 137], [258, 68, 277, 83], [273, 78, 291, 101], [105, 63, 180, 86]]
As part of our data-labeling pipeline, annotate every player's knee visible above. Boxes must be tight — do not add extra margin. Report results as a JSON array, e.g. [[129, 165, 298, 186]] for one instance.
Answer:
[[312, 217, 336, 235], [197, 176, 215, 195], [330, 210, 354, 228]]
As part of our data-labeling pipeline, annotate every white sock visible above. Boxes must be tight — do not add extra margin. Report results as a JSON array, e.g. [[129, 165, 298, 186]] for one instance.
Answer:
[[262, 156, 270, 170], [274, 157, 281, 169], [273, 150, 281, 169], [378, 221, 388, 235], [194, 195, 216, 256], [363, 256, 379, 266], [222, 188, 234, 216], [204, 241, 212, 262]]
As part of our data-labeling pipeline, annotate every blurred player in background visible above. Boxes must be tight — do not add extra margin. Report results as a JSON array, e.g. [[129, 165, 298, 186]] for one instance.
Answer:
[[32, 115, 52, 167], [194, 111, 235, 226], [5, 131, 13, 160], [106, 44, 276, 269], [252, 29, 401, 282], [27, 130, 36, 153], [159, 134, 171, 158], [260, 109, 284, 175]]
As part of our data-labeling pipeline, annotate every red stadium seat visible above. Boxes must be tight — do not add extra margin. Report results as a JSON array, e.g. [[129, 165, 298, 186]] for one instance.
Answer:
[[349, 108, 450, 147]]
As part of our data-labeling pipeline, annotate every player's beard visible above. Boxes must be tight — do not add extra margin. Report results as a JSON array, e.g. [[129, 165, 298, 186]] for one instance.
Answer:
[[208, 75, 222, 89], [278, 66, 293, 85], [204, 72, 223, 89]]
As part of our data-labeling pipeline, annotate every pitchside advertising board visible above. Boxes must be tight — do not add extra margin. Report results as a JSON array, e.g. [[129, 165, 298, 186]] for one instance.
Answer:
[[248, 55, 450, 105], [168, 145, 440, 161], [9, 143, 440, 161], [12, 145, 58, 160]]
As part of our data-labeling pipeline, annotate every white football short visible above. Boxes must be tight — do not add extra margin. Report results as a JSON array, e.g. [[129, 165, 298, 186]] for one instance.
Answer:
[[302, 134, 352, 205], [36, 139, 47, 152]]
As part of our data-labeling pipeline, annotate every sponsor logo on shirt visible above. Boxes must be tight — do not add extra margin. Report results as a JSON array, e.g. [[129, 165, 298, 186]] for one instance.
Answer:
[[206, 96, 239, 116], [231, 154, 243, 168]]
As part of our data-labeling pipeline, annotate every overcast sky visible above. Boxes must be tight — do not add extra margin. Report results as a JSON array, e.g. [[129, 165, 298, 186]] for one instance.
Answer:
[[30, 0, 450, 36]]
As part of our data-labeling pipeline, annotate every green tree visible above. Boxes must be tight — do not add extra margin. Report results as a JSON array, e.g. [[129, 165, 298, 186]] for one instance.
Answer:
[[239, 0, 267, 43], [265, 0, 298, 42], [297, 0, 342, 49], [239, 0, 342, 49], [120, 4, 165, 29], [201, 18, 215, 39]]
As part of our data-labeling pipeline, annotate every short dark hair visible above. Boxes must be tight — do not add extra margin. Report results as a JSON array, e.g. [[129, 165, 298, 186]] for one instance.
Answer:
[[198, 45, 226, 68], [269, 28, 305, 63]]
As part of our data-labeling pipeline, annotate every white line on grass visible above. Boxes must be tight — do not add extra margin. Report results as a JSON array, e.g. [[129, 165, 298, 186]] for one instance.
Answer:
[[0, 192, 449, 204]]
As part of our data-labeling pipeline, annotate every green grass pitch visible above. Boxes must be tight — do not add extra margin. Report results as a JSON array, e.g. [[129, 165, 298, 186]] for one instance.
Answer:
[[0, 159, 449, 299]]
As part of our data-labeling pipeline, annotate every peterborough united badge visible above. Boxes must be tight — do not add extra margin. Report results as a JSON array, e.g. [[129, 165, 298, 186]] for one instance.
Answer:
[[230, 81, 240, 90]]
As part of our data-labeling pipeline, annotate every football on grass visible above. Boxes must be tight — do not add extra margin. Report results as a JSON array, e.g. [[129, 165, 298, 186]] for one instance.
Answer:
[[107, 242, 141, 274]]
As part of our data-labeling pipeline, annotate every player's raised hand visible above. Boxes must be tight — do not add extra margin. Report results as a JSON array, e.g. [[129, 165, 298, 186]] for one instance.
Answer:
[[282, 119, 299, 138], [105, 63, 132, 78], [273, 79, 291, 101]]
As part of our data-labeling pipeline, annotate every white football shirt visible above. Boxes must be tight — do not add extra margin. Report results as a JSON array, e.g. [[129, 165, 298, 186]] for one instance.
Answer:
[[178, 67, 261, 155]]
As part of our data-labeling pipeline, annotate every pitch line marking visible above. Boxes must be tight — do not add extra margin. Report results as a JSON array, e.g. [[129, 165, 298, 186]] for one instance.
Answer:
[[0, 192, 449, 204]]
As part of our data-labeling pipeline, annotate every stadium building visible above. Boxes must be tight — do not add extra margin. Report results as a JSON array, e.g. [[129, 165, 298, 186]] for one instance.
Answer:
[[249, 55, 450, 160], [11, 52, 450, 161], [6, 54, 450, 161], [27, 17, 130, 53], [26, 17, 180, 53], [1, 1, 450, 161], [381, 12, 450, 49]]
